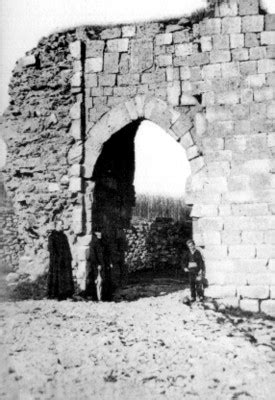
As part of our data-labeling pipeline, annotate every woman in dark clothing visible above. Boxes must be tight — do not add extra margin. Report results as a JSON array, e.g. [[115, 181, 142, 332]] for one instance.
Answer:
[[47, 219, 74, 300]]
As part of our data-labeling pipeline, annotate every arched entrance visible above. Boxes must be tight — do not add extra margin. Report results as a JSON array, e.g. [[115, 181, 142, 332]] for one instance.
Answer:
[[81, 96, 206, 292]]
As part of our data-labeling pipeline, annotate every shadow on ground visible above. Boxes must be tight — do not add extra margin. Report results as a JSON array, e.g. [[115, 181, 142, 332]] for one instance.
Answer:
[[112, 268, 189, 302]]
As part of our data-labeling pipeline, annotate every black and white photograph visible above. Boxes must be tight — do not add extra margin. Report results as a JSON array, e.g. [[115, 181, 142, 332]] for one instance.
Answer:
[[0, 0, 275, 398]]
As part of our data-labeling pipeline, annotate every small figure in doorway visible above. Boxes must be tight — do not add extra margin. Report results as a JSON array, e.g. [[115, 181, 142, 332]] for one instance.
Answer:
[[95, 265, 103, 301], [184, 239, 206, 302]]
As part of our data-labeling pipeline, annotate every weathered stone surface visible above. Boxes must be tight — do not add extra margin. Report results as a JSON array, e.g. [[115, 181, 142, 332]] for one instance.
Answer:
[[239, 0, 259, 16], [130, 40, 154, 72], [205, 285, 236, 298], [85, 57, 103, 73], [238, 285, 269, 299], [261, 300, 275, 316], [107, 38, 129, 52], [69, 40, 81, 59], [242, 16, 264, 33], [239, 299, 259, 312]]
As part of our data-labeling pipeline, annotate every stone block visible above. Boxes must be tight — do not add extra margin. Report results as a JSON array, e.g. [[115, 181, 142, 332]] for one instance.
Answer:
[[228, 175, 250, 191], [204, 245, 228, 259], [86, 73, 97, 87], [69, 164, 82, 177], [240, 89, 253, 103], [261, 31, 275, 46], [69, 41, 81, 59], [210, 50, 231, 63], [201, 36, 212, 52], [191, 204, 218, 218], [69, 119, 82, 140], [72, 207, 83, 235], [100, 27, 121, 39], [177, 132, 193, 149], [67, 141, 83, 165], [155, 33, 172, 45], [218, 205, 231, 217], [232, 48, 249, 61], [261, 300, 275, 316], [190, 156, 205, 174], [254, 87, 274, 102], [86, 40, 105, 58], [249, 46, 266, 60], [242, 16, 264, 33], [257, 245, 275, 258], [71, 72, 82, 88], [231, 203, 268, 216], [122, 25, 136, 37], [221, 62, 240, 77], [171, 115, 193, 139], [206, 106, 233, 122], [228, 245, 256, 259], [205, 285, 236, 298], [265, 15, 275, 31], [213, 34, 230, 49], [107, 38, 129, 52], [195, 113, 207, 137], [215, 297, 239, 308], [238, 285, 269, 299], [98, 74, 116, 87], [245, 33, 259, 47], [246, 72, 265, 86], [242, 231, 264, 244], [48, 183, 59, 192], [240, 60, 256, 75], [157, 55, 172, 67], [215, 0, 238, 17], [180, 94, 198, 106], [268, 133, 275, 147], [222, 231, 241, 245], [216, 91, 239, 105], [104, 53, 119, 73], [198, 217, 224, 231], [266, 45, 275, 59], [230, 33, 244, 48], [239, 299, 259, 312], [222, 17, 241, 34], [69, 101, 82, 120], [199, 19, 221, 35], [69, 177, 82, 192], [239, 0, 259, 15], [77, 245, 90, 261], [271, 286, 275, 298], [246, 273, 275, 285], [172, 30, 190, 43], [85, 57, 103, 73], [202, 137, 224, 151], [203, 232, 221, 245], [175, 43, 193, 57], [267, 101, 275, 118], [186, 145, 200, 161], [130, 39, 154, 73], [202, 64, 221, 79]]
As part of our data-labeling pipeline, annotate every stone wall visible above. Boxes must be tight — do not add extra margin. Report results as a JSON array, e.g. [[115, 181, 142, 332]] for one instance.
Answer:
[[1, 0, 275, 314], [0, 174, 18, 269]]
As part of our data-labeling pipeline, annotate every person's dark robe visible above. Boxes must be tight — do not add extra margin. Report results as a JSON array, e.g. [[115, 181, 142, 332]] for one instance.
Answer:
[[47, 230, 74, 300]]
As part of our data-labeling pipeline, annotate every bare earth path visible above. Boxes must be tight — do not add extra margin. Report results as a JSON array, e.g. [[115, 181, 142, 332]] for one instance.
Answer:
[[0, 289, 274, 400]]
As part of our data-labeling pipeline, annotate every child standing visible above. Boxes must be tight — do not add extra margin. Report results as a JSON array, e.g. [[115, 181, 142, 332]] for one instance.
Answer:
[[184, 239, 205, 302]]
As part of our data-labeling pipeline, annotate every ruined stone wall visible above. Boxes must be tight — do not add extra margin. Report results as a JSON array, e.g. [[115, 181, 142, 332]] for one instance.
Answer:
[[0, 173, 18, 268], [1, 0, 275, 314]]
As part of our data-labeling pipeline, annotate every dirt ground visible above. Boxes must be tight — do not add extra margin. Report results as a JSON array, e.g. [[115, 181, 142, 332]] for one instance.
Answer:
[[0, 280, 275, 400]]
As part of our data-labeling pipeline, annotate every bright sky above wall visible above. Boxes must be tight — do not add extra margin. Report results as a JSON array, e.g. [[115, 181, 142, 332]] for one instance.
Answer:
[[1, 0, 274, 197]]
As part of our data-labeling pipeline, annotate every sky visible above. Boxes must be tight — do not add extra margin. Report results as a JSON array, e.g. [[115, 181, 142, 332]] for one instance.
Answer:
[[1, 0, 274, 196]]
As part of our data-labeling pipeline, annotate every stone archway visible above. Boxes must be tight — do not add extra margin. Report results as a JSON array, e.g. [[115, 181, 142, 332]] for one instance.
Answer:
[[75, 95, 207, 289]]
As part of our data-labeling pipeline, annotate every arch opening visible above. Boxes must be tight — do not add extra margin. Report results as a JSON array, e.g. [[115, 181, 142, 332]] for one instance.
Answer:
[[89, 118, 194, 297]]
